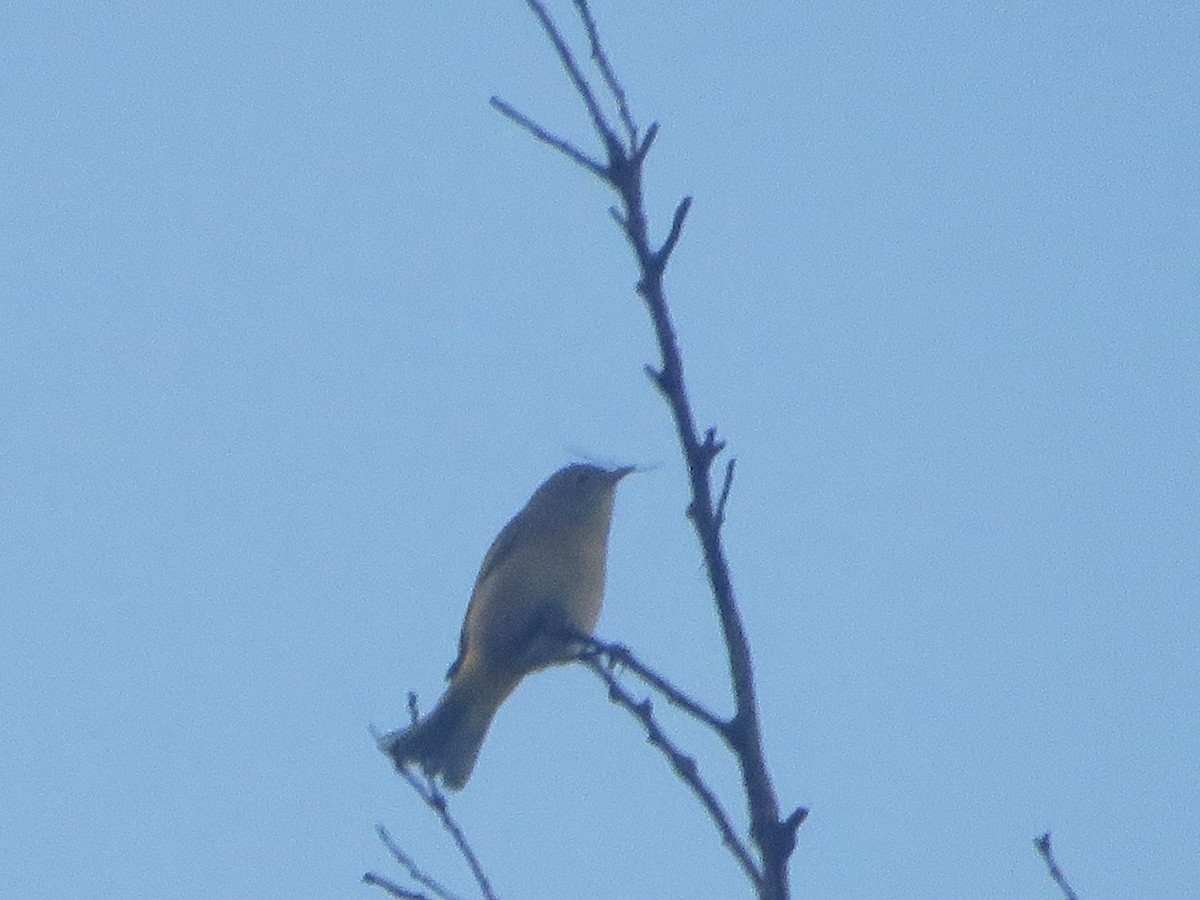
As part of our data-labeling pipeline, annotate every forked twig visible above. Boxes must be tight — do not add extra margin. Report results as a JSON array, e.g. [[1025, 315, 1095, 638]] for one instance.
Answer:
[[366, 825, 466, 900], [524, 0, 620, 159], [489, 97, 604, 177], [369, 720, 498, 900], [400, 767, 497, 900], [572, 0, 638, 145]]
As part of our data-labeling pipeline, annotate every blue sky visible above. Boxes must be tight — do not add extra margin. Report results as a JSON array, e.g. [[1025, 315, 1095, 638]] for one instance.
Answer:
[[3, 2, 1197, 898]]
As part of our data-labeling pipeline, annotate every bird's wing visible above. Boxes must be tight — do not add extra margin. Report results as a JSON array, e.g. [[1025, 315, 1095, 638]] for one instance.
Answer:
[[445, 511, 526, 680]]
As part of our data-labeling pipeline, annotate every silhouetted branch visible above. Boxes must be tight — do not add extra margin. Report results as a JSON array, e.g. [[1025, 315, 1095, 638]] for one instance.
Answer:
[[523, 0, 617, 158], [656, 196, 693, 277], [572, 0, 638, 146], [366, 825, 465, 900], [1034, 833, 1081, 900], [404, 767, 496, 899], [362, 871, 432, 900], [579, 653, 761, 884], [580, 634, 725, 732], [493, 3, 797, 897], [489, 97, 604, 177], [715, 459, 736, 528], [369, 720, 497, 900]]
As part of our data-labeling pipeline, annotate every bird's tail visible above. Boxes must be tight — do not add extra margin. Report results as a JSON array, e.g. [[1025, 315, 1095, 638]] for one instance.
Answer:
[[381, 671, 517, 790]]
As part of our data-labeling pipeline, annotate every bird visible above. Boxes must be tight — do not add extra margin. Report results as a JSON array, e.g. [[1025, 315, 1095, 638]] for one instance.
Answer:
[[381, 462, 633, 789]]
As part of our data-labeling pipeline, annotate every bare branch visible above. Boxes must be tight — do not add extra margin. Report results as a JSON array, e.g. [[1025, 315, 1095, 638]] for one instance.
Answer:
[[572, 0, 638, 146], [524, 0, 620, 159], [643, 362, 667, 395], [372, 825, 467, 900], [490, 96, 605, 177], [783, 806, 809, 834], [1034, 833, 1082, 900], [580, 654, 762, 887], [580, 635, 727, 733], [363, 871, 431, 900], [695, 427, 727, 469], [633, 122, 660, 164], [409, 769, 496, 900], [374, 755, 498, 900], [653, 195, 693, 276], [715, 459, 736, 527]]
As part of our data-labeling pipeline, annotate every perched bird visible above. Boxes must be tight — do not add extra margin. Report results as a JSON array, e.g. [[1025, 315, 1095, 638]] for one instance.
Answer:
[[381, 463, 633, 790]]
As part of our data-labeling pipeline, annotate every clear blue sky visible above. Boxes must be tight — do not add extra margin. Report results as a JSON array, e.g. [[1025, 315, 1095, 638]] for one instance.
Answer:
[[3, 2, 1197, 898]]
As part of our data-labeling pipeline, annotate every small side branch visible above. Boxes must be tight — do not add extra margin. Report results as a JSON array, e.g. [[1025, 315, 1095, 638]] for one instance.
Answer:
[[580, 634, 727, 734], [489, 97, 604, 177], [362, 871, 434, 900], [653, 196, 693, 278], [1034, 833, 1081, 900], [715, 459, 736, 528], [370, 717, 498, 900], [524, 0, 620, 158], [580, 653, 762, 887], [572, 0, 638, 146], [400, 769, 497, 900], [364, 825, 467, 900]]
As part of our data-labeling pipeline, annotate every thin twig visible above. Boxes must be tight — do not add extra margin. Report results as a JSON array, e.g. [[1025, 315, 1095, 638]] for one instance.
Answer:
[[401, 767, 498, 900], [580, 655, 762, 886], [715, 458, 736, 527], [490, 96, 605, 177], [524, 0, 618, 157], [580, 635, 728, 734], [1034, 833, 1081, 900], [374, 703, 497, 897], [374, 825, 466, 900], [633, 122, 659, 164], [572, 0, 638, 146], [362, 871, 430, 900], [654, 196, 693, 276]]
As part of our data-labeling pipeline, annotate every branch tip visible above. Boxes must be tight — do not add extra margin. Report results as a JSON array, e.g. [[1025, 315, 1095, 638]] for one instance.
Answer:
[[634, 121, 660, 162], [700, 427, 726, 463], [573, 0, 638, 146], [643, 363, 667, 391], [1034, 832, 1081, 900], [526, 0, 618, 156], [653, 195, 692, 269], [784, 806, 808, 832]]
